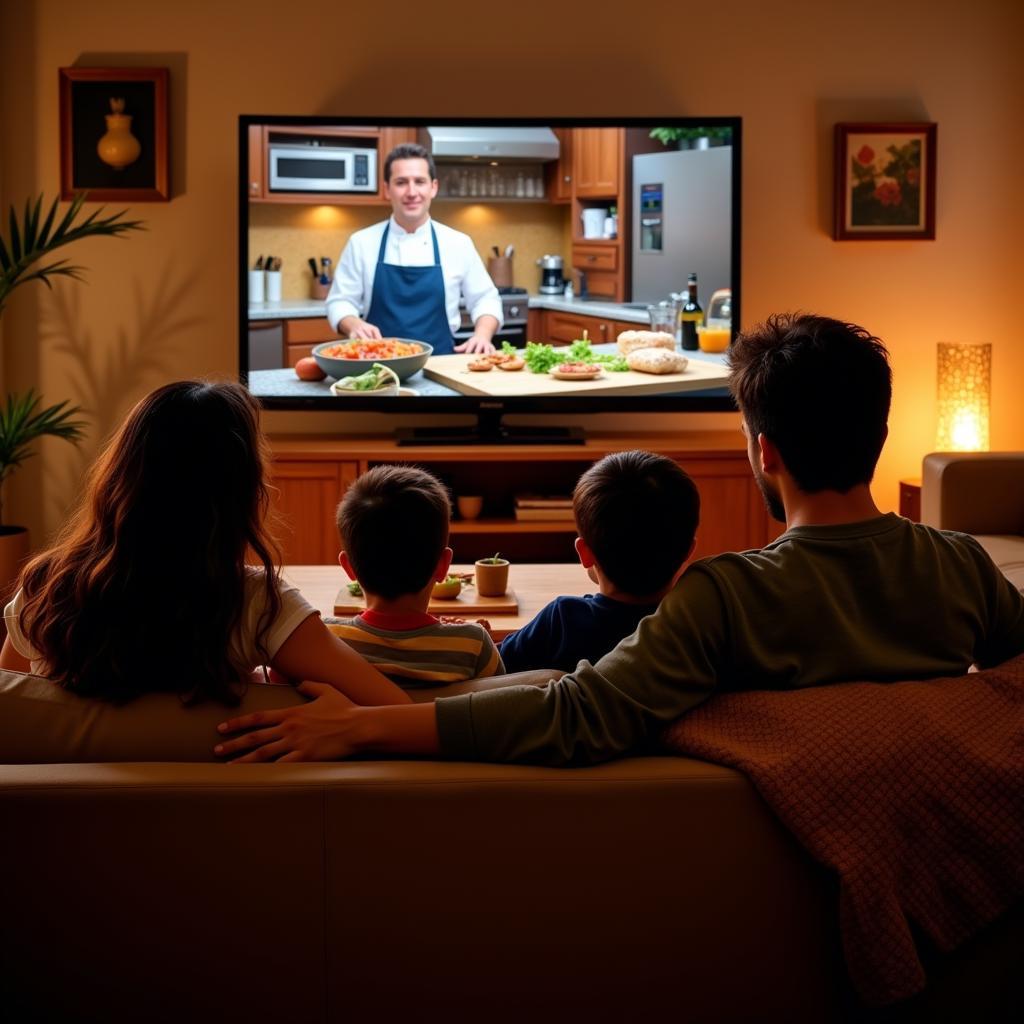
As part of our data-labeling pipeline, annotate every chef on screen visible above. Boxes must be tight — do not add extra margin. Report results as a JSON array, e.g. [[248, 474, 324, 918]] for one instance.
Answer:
[[325, 143, 501, 355]]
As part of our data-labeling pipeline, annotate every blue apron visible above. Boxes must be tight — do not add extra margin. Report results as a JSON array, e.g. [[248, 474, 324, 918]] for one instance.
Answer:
[[365, 221, 455, 354]]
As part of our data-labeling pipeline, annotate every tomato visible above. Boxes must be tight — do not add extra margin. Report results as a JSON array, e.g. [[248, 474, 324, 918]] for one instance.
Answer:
[[295, 357, 326, 381]]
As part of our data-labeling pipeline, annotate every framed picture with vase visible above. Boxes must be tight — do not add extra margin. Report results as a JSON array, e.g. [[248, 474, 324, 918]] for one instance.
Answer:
[[833, 122, 936, 240], [59, 67, 169, 202]]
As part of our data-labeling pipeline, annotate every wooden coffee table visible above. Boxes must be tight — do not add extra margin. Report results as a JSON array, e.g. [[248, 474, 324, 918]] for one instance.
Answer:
[[282, 563, 593, 641]]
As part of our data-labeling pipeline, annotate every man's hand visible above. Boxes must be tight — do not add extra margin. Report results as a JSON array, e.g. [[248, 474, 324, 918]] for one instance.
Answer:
[[341, 316, 382, 341], [214, 682, 361, 762], [454, 333, 496, 355]]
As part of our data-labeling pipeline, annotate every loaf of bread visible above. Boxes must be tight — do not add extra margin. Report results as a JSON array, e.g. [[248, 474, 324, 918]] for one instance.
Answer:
[[616, 330, 676, 355], [626, 347, 689, 375]]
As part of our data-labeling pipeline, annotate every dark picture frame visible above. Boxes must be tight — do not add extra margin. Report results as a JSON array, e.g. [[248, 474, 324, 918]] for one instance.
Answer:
[[59, 67, 169, 201], [833, 122, 936, 240]]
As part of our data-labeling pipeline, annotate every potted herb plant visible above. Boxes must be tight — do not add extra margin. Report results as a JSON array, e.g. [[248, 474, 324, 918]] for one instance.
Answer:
[[0, 193, 143, 597], [474, 552, 510, 597], [649, 126, 733, 150]]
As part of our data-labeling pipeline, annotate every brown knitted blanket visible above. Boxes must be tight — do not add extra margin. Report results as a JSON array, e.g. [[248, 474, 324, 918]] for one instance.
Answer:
[[662, 655, 1024, 1006]]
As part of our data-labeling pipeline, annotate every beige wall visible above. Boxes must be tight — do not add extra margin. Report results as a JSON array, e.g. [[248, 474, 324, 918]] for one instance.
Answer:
[[2, 0, 1022, 543]]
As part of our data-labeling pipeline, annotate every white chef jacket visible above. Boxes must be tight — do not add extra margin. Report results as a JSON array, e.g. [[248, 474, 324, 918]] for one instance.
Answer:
[[325, 216, 503, 334]]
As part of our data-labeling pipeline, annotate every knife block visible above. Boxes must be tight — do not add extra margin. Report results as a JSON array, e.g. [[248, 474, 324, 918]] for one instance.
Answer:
[[486, 256, 513, 288]]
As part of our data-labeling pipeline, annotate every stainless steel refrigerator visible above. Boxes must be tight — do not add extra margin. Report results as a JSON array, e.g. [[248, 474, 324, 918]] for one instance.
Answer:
[[631, 146, 732, 308]]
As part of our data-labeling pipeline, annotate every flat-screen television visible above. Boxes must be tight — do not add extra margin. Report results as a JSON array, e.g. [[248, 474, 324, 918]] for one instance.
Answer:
[[239, 116, 741, 443]]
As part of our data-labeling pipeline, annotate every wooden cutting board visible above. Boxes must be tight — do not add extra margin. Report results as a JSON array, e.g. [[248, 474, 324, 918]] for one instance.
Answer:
[[422, 352, 730, 398], [334, 587, 519, 617]]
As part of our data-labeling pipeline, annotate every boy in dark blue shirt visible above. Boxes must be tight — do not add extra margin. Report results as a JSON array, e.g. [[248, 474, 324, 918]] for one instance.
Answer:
[[499, 450, 700, 673]]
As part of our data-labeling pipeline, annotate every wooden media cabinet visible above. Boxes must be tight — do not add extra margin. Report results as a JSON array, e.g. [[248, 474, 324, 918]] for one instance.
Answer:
[[268, 431, 783, 566]]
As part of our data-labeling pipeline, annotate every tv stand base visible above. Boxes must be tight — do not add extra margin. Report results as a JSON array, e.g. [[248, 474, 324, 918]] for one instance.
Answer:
[[396, 407, 585, 446]]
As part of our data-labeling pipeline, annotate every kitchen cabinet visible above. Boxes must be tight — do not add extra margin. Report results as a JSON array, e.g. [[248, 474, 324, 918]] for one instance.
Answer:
[[283, 317, 341, 367], [566, 127, 663, 301], [268, 434, 782, 565], [268, 459, 358, 566], [546, 127, 573, 203], [540, 309, 638, 347], [379, 126, 418, 163], [249, 125, 417, 206], [527, 307, 545, 341], [571, 241, 619, 300], [573, 128, 621, 197], [247, 125, 265, 199]]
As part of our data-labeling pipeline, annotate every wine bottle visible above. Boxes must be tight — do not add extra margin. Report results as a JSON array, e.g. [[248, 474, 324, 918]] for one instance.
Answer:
[[679, 272, 703, 351]]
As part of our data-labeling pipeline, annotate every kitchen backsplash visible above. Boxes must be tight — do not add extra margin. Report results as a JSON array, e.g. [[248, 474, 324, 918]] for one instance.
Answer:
[[248, 202, 571, 302]]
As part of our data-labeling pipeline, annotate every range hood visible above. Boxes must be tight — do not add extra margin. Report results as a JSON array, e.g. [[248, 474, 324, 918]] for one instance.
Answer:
[[422, 126, 560, 162]]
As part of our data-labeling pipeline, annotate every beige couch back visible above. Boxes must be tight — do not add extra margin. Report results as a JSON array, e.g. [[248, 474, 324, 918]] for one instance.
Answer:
[[0, 758, 841, 1024]]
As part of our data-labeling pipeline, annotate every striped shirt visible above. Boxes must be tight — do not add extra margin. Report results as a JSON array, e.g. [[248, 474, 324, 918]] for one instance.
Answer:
[[325, 610, 503, 688]]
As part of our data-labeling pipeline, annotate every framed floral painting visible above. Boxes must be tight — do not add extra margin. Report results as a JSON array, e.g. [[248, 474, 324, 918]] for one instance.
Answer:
[[833, 123, 936, 240]]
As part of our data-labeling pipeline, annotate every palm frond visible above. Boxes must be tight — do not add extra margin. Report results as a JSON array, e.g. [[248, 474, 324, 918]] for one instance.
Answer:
[[23, 196, 41, 255], [0, 193, 144, 316], [8, 205, 21, 263], [48, 192, 86, 246], [36, 195, 58, 248], [0, 389, 86, 485], [10, 262, 87, 292]]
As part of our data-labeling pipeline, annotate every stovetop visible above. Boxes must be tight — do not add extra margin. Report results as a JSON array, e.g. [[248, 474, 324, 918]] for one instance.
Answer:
[[459, 287, 528, 325]]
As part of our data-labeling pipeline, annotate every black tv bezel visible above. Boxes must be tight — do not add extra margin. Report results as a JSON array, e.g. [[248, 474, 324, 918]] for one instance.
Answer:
[[238, 114, 741, 415]]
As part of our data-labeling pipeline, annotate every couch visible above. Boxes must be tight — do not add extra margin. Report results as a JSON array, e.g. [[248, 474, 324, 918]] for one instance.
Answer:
[[922, 451, 1024, 591], [1, 666, 1021, 1024], [3, 452, 1022, 1022]]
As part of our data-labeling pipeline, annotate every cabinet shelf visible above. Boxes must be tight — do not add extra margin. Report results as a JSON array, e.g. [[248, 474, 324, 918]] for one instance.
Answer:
[[267, 432, 783, 565], [449, 518, 576, 535]]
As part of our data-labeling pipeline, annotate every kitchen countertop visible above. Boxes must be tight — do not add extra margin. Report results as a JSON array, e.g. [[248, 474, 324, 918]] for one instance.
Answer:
[[248, 299, 330, 321], [526, 294, 650, 324], [249, 347, 729, 401], [247, 294, 651, 325]]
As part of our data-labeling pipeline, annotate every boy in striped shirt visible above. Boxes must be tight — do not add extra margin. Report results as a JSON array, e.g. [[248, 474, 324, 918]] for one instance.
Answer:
[[325, 465, 503, 688]]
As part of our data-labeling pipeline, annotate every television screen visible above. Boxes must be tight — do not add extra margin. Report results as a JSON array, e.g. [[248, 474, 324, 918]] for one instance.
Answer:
[[240, 116, 741, 441]]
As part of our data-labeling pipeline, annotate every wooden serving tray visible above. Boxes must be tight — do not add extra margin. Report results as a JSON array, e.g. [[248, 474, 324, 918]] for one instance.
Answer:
[[334, 587, 519, 617]]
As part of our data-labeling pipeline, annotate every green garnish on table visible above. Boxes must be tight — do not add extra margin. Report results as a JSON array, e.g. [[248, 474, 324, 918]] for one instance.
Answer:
[[519, 340, 629, 374]]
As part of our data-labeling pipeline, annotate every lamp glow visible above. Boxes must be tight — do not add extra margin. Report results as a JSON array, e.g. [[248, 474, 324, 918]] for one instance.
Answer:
[[936, 342, 991, 452]]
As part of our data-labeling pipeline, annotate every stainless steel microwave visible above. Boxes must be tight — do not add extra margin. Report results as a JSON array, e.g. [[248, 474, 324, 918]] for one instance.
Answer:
[[268, 144, 377, 193]]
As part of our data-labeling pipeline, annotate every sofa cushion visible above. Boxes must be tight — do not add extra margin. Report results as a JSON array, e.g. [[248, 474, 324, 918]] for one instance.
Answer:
[[0, 668, 559, 764], [974, 534, 1024, 592]]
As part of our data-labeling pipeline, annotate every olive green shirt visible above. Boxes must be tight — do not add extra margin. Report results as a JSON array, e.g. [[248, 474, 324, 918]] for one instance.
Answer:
[[435, 515, 1024, 765]]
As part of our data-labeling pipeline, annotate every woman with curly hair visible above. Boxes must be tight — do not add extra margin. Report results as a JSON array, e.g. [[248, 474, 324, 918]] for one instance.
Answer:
[[0, 379, 410, 709]]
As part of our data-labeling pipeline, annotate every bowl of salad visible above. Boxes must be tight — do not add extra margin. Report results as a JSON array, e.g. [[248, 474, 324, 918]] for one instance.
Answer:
[[313, 338, 432, 383]]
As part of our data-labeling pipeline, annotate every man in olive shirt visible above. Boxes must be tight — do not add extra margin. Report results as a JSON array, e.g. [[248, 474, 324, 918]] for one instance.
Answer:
[[216, 314, 1024, 764]]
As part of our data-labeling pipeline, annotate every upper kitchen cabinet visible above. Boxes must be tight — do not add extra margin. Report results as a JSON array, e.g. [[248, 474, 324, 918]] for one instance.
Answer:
[[249, 125, 416, 206], [546, 127, 573, 204], [573, 128, 621, 198], [248, 125, 266, 199], [567, 127, 664, 301]]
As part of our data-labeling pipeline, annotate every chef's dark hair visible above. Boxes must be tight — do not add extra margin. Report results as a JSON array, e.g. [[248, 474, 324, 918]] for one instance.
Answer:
[[384, 143, 437, 183], [337, 465, 450, 600], [573, 451, 699, 597], [17, 380, 283, 705], [728, 313, 892, 493]]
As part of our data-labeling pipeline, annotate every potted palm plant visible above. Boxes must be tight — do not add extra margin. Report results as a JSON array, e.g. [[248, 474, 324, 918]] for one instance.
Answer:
[[0, 193, 143, 596], [649, 126, 733, 150]]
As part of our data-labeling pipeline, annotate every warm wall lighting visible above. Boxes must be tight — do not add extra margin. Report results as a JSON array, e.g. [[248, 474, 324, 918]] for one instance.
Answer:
[[936, 342, 991, 451]]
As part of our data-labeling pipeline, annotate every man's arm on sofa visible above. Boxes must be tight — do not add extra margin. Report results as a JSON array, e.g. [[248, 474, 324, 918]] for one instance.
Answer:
[[216, 682, 440, 762]]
